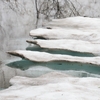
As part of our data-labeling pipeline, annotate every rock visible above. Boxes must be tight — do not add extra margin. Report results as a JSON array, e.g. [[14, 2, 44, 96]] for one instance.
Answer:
[[7, 50, 100, 66], [26, 39, 100, 55]]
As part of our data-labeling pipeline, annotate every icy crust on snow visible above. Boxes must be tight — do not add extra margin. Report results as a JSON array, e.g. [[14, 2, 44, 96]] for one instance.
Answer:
[[0, 72, 100, 100], [27, 39, 100, 55], [46, 16, 100, 29], [4, 16, 100, 100], [30, 17, 100, 43], [10, 72, 71, 86], [30, 28, 100, 43], [8, 50, 100, 66]]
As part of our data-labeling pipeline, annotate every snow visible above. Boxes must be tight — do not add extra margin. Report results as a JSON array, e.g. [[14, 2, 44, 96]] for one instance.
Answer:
[[0, 72, 100, 100], [4, 16, 100, 100], [8, 50, 100, 66], [27, 39, 100, 55], [30, 17, 100, 43]]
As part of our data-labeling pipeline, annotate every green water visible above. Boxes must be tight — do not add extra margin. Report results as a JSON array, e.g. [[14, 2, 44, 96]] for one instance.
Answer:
[[7, 59, 100, 75], [26, 45, 94, 57], [0, 88, 4, 91], [6, 45, 100, 77]]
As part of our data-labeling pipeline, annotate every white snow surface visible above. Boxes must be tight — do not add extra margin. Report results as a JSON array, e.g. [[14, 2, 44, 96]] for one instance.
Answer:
[[3, 16, 100, 100], [8, 50, 100, 66], [0, 72, 100, 100], [27, 39, 100, 55], [30, 17, 100, 43]]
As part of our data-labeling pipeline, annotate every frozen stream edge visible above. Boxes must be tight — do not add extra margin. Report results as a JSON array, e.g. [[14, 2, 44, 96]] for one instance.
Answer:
[[0, 16, 100, 99]]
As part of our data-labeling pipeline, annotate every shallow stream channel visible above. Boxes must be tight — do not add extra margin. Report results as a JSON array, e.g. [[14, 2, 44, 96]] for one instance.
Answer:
[[0, 44, 100, 90]]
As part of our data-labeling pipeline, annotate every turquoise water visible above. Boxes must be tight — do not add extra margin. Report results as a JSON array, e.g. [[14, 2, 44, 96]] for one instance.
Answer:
[[26, 45, 94, 57], [0, 88, 4, 91], [7, 59, 100, 75], [6, 45, 100, 77]]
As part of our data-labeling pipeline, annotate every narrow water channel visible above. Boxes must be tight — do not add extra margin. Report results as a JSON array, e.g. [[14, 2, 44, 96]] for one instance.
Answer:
[[0, 42, 100, 90]]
